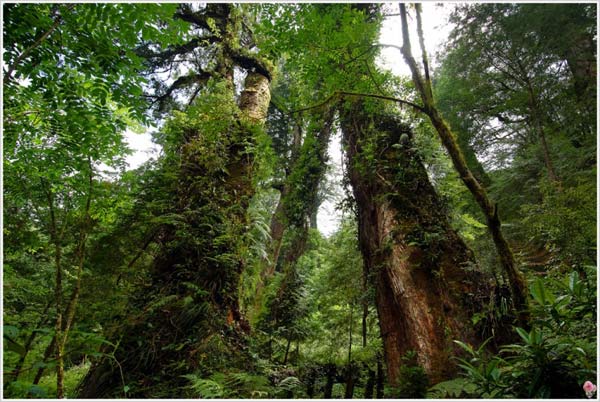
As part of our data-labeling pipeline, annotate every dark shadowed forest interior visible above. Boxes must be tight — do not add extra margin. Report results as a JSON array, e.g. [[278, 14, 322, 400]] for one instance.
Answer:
[[2, 2, 597, 399]]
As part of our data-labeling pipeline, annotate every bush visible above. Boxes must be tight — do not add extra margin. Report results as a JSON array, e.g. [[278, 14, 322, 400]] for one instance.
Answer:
[[428, 268, 596, 398]]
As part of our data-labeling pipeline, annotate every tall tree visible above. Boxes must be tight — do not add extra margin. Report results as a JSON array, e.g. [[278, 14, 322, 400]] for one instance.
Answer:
[[397, 3, 529, 324], [3, 3, 184, 397], [78, 4, 272, 397], [340, 99, 490, 385]]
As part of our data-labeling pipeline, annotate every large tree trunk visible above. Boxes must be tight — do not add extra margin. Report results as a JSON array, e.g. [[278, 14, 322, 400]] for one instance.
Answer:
[[399, 4, 529, 326], [340, 101, 490, 385], [77, 72, 270, 399]]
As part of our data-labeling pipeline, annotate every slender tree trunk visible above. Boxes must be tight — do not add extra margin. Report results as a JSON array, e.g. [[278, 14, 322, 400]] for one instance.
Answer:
[[347, 305, 353, 363], [283, 337, 291, 365], [344, 362, 356, 399], [399, 4, 529, 325], [341, 101, 490, 384], [56, 163, 93, 396], [33, 281, 85, 387], [364, 367, 375, 399], [252, 115, 331, 314], [525, 82, 560, 184], [9, 301, 52, 384], [54, 241, 64, 398], [375, 356, 384, 399], [309, 208, 318, 229], [362, 274, 368, 348], [33, 336, 56, 385], [268, 336, 273, 360], [306, 373, 315, 398], [323, 364, 336, 399], [42, 179, 66, 399]]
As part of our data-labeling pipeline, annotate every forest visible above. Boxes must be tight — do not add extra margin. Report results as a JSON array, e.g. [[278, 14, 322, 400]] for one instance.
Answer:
[[2, 2, 597, 399]]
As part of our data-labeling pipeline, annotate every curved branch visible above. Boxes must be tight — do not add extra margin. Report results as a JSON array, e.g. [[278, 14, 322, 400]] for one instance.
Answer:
[[289, 91, 425, 115], [136, 36, 218, 63], [152, 71, 212, 106]]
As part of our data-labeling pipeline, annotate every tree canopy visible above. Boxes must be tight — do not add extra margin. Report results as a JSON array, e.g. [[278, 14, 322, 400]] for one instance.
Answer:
[[3, 3, 596, 399]]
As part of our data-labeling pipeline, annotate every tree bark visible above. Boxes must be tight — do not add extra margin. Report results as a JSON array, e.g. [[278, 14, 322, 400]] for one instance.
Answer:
[[524, 81, 560, 184], [343, 362, 356, 399], [8, 301, 52, 384], [362, 273, 369, 348], [399, 4, 529, 325], [283, 337, 291, 365], [340, 101, 490, 385], [323, 364, 336, 399]]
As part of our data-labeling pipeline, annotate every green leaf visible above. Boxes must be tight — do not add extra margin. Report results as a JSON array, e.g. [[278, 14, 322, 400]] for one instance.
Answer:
[[5, 337, 26, 356], [515, 327, 530, 344], [530, 279, 554, 306], [461, 213, 487, 229], [4, 325, 19, 339], [453, 340, 474, 356]]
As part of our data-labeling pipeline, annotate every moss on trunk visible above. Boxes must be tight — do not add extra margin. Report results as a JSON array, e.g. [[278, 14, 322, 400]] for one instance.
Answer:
[[340, 100, 492, 385]]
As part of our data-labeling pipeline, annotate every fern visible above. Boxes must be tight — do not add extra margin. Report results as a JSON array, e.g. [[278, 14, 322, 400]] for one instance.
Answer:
[[146, 294, 178, 313], [182, 374, 223, 398], [223, 372, 271, 398], [427, 377, 477, 398], [275, 376, 303, 397]]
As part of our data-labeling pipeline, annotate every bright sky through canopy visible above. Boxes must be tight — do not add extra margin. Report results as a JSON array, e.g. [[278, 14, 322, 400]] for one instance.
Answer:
[[122, 3, 456, 236], [317, 3, 455, 236]]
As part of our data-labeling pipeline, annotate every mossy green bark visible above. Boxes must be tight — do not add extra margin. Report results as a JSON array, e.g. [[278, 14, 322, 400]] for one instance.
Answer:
[[340, 100, 491, 385]]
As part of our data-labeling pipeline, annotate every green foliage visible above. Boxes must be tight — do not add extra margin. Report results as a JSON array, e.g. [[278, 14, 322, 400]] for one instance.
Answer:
[[183, 372, 272, 399], [520, 180, 596, 266], [3, 3, 596, 399], [393, 351, 430, 398], [427, 377, 477, 398], [435, 268, 596, 398], [451, 339, 511, 398]]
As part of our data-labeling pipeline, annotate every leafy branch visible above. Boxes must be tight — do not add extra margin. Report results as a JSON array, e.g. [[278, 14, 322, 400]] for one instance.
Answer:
[[5, 4, 76, 82]]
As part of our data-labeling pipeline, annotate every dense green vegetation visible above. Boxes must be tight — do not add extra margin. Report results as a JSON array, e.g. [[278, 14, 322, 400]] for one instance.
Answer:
[[3, 3, 596, 399]]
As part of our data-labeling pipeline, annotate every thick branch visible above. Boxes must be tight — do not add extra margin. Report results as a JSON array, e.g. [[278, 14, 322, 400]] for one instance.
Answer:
[[151, 72, 212, 108], [174, 5, 211, 30], [229, 48, 273, 81], [414, 4, 433, 101], [398, 5, 432, 108], [136, 36, 218, 63], [174, 4, 232, 32]]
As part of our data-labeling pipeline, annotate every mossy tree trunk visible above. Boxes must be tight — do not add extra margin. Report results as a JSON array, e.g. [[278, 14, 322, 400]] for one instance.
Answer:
[[399, 3, 529, 325], [252, 110, 334, 312], [78, 5, 272, 398], [340, 100, 490, 385]]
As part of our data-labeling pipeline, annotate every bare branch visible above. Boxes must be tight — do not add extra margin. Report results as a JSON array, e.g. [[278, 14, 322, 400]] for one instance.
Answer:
[[289, 91, 425, 115], [414, 4, 433, 101], [136, 36, 218, 63]]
